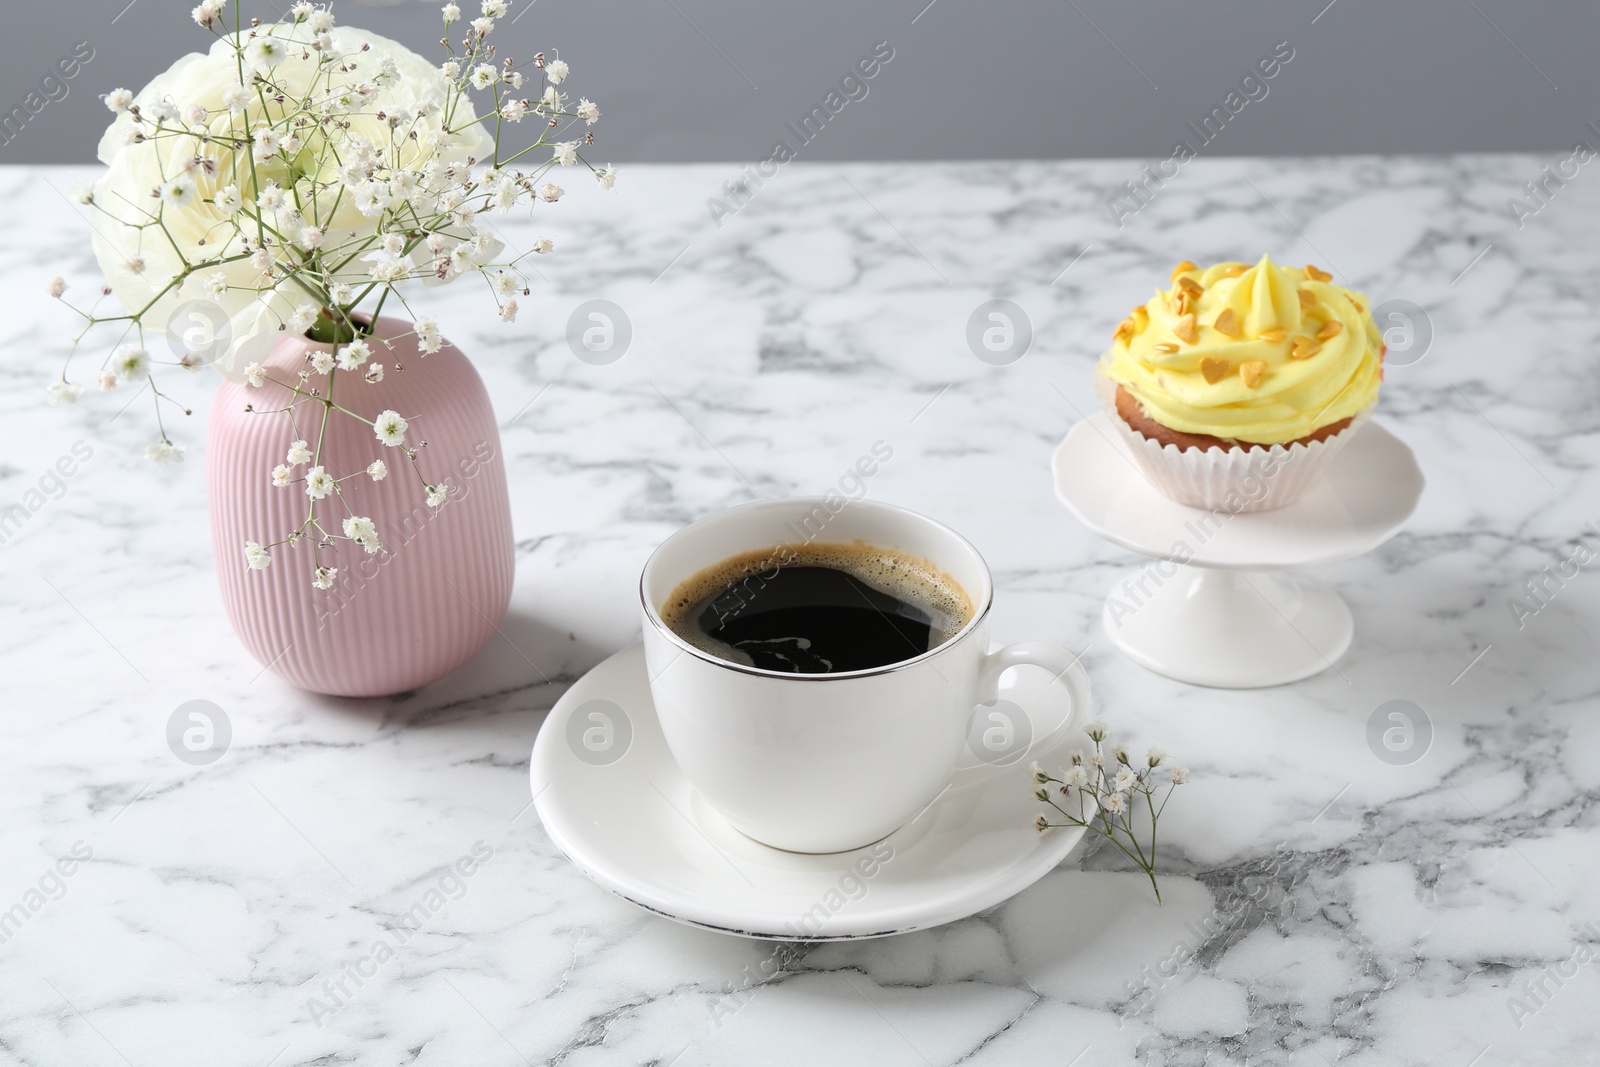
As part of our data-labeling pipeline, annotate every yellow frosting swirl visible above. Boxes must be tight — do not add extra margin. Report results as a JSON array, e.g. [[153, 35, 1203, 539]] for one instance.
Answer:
[[1100, 255, 1383, 445]]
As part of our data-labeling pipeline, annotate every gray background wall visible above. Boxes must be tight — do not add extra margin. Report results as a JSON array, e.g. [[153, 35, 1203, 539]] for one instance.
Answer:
[[3, 0, 1593, 164]]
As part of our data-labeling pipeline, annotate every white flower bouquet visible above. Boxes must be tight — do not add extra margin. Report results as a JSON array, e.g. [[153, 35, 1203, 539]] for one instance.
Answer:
[[48, 0, 611, 588]]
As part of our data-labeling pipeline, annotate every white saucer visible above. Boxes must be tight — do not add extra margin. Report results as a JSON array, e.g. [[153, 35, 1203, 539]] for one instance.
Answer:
[[529, 644, 1089, 940], [1052, 416, 1425, 688]]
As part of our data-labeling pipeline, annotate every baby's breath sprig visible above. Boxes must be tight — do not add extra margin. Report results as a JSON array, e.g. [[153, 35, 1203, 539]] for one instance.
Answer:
[[1031, 722, 1188, 904], [47, 0, 613, 590]]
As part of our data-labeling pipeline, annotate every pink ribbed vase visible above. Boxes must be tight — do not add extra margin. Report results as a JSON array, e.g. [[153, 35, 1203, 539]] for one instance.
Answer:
[[207, 317, 514, 697]]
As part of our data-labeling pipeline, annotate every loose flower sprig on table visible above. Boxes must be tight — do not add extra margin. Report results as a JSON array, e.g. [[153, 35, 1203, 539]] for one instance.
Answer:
[[1031, 722, 1188, 904], [46, 0, 613, 588]]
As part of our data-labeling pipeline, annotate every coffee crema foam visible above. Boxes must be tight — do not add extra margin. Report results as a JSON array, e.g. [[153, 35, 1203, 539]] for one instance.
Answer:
[[659, 540, 976, 668]]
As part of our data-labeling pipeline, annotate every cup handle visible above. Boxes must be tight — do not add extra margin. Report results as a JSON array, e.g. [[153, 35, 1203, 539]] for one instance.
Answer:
[[949, 642, 1092, 791]]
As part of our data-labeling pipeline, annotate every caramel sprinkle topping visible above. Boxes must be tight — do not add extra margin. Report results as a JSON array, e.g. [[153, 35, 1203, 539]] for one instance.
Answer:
[[1290, 336, 1322, 360], [1102, 256, 1380, 443]]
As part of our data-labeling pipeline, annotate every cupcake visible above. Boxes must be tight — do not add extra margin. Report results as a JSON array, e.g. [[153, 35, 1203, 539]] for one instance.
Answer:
[[1096, 254, 1384, 512]]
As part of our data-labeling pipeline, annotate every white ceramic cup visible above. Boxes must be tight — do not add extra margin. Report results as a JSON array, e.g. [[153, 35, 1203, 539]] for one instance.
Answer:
[[640, 498, 1090, 854]]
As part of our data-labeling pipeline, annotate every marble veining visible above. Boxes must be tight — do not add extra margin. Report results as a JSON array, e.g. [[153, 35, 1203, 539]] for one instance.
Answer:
[[3, 154, 1599, 1065]]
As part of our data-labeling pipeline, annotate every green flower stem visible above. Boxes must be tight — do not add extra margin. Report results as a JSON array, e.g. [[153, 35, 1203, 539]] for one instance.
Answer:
[[305, 312, 358, 345], [259, 373, 375, 425], [1041, 795, 1155, 879]]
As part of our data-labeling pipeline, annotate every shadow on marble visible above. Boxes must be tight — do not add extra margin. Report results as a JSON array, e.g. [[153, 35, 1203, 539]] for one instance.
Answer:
[[783, 869, 1214, 1007], [272, 608, 612, 728]]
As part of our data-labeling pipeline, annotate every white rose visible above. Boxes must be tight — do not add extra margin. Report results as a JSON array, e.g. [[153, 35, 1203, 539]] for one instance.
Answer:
[[90, 24, 493, 379]]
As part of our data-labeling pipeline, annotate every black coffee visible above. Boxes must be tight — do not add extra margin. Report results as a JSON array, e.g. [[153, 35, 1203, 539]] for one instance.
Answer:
[[661, 542, 973, 674]]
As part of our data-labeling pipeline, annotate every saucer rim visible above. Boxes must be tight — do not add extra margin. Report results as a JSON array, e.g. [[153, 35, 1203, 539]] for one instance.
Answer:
[[529, 644, 1088, 941]]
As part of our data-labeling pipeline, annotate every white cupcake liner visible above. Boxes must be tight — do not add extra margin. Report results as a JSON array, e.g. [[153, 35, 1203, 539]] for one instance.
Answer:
[[1093, 366, 1372, 513]]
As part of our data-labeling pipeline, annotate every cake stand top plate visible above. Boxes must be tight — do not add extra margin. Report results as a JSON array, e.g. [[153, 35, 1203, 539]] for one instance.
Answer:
[[1052, 414, 1425, 571]]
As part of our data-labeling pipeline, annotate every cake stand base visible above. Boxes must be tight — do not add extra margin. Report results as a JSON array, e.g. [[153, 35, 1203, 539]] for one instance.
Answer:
[[1054, 415, 1425, 688], [1101, 566, 1353, 689]]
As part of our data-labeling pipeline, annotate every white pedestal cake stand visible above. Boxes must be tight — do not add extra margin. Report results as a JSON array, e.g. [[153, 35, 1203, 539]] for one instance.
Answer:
[[1052, 415, 1425, 689]]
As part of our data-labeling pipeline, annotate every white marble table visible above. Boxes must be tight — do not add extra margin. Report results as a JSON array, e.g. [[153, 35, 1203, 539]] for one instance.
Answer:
[[5, 155, 1599, 1066]]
